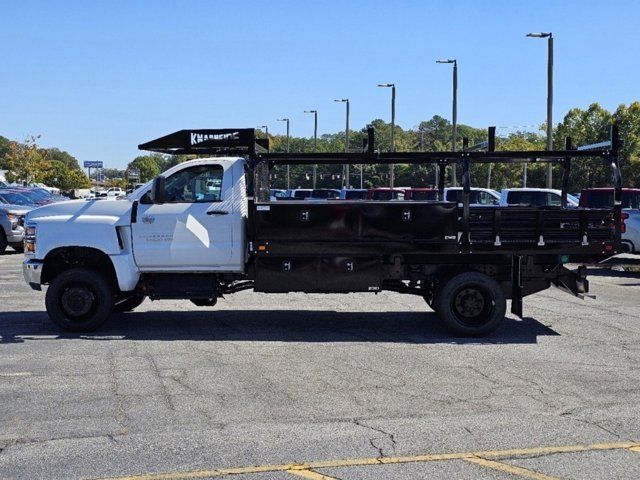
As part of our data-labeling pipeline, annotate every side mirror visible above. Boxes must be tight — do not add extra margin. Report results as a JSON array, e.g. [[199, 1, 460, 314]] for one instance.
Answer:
[[149, 175, 166, 204]]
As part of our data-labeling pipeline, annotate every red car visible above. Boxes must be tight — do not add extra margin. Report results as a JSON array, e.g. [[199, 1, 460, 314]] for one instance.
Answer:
[[366, 188, 406, 200], [404, 188, 439, 201]]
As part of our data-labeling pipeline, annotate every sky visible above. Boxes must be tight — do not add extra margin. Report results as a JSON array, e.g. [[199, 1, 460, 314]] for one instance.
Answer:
[[1, 0, 638, 169]]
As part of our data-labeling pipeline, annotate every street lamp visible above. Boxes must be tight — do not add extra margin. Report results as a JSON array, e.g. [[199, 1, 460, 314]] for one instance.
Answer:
[[527, 32, 553, 188], [436, 59, 457, 186], [258, 125, 269, 151], [378, 83, 395, 187], [304, 110, 318, 188], [335, 98, 354, 188], [277, 118, 290, 189]]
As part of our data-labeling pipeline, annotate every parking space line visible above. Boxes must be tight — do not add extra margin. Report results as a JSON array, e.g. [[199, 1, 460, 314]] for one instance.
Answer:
[[287, 469, 339, 479], [91, 441, 640, 480], [0, 372, 32, 377], [630, 446, 640, 453], [466, 457, 560, 480]]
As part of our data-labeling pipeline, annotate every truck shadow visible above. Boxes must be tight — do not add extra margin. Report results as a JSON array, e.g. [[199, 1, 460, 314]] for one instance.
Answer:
[[0, 310, 558, 344]]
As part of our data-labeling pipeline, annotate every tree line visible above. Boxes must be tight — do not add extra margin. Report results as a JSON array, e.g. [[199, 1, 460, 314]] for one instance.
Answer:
[[2, 101, 638, 193], [0, 135, 90, 190]]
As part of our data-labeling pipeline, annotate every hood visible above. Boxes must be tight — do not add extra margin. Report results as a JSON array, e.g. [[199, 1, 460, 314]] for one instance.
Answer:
[[26, 198, 133, 226], [0, 204, 33, 215]]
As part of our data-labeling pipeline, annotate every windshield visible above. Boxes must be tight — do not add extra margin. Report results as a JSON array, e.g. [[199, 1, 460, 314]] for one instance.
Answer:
[[344, 190, 367, 200], [0, 192, 33, 205], [311, 189, 339, 199], [507, 191, 561, 207], [292, 190, 312, 199], [371, 190, 404, 200], [447, 190, 498, 205], [411, 190, 438, 201], [584, 190, 640, 209]]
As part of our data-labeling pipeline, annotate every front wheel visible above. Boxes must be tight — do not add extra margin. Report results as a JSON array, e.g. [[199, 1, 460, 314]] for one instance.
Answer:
[[435, 271, 506, 337], [45, 268, 114, 332]]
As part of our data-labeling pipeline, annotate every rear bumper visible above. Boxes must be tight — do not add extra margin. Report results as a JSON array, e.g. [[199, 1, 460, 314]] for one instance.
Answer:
[[23, 259, 44, 291]]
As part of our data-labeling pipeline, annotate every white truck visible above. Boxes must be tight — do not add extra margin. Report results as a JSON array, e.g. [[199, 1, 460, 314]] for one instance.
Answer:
[[22, 127, 623, 336]]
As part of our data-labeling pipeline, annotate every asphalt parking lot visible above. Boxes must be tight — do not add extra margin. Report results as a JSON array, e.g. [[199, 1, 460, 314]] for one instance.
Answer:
[[1, 251, 639, 479]]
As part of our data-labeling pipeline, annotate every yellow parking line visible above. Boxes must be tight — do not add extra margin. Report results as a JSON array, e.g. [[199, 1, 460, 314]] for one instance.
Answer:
[[630, 446, 640, 453], [466, 457, 560, 480], [91, 441, 640, 480], [287, 469, 339, 479]]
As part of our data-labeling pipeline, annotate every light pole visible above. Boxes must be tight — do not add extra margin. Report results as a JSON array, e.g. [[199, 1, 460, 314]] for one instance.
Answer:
[[436, 59, 457, 186], [527, 32, 553, 188], [258, 125, 269, 151], [304, 110, 318, 188], [277, 118, 290, 189], [378, 83, 395, 187], [335, 98, 353, 187]]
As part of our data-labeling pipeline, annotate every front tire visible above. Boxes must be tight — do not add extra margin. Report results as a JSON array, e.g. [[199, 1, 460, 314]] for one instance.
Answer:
[[435, 271, 506, 337], [45, 268, 114, 332]]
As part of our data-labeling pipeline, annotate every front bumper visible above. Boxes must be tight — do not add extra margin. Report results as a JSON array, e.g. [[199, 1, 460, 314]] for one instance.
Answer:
[[23, 259, 44, 291]]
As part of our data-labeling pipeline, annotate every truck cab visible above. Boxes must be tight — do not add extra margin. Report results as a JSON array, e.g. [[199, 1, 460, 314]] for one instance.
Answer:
[[23, 157, 248, 329]]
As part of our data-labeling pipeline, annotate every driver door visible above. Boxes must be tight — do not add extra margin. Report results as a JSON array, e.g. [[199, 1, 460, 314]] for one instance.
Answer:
[[132, 163, 237, 270]]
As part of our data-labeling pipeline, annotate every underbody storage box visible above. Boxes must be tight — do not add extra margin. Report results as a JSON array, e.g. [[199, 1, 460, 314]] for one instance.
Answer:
[[254, 256, 382, 293]]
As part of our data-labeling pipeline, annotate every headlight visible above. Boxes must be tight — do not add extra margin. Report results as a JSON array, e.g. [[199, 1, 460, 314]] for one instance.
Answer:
[[25, 225, 36, 253]]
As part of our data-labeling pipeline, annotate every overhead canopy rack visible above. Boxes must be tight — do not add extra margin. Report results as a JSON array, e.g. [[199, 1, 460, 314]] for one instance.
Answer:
[[139, 128, 269, 156]]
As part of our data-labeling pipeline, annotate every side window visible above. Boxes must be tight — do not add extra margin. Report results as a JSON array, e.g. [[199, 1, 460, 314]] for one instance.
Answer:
[[478, 192, 496, 205], [547, 193, 561, 206], [163, 165, 224, 203]]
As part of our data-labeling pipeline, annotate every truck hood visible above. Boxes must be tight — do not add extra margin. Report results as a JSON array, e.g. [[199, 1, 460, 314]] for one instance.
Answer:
[[26, 198, 133, 226], [0, 204, 33, 215]]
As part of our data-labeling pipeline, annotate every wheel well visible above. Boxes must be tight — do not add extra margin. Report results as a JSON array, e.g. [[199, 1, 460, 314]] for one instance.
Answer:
[[41, 247, 118, 288]]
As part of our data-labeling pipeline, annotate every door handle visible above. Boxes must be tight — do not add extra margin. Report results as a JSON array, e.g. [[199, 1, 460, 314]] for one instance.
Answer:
[[207, 210, 229, 215]]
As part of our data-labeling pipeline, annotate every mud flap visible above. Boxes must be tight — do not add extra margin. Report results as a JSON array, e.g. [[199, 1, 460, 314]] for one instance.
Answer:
[[511, 255, 523, 318], [552, 265, 592, 299]]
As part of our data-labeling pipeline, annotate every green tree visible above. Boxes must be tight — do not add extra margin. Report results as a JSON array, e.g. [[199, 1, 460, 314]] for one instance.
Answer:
[[127, 155, 161, 182], [46, 148, 81, 170], [4, 136, 51, 184], [42, 160, 91, 190]]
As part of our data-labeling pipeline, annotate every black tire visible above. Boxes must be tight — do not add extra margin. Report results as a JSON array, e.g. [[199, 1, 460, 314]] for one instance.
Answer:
[[0, 231, 7, 254], [11, 244, 24, 253], [114, 294, 145, 312], [435, 271, 506, 337], [45, 267, 114, 332]]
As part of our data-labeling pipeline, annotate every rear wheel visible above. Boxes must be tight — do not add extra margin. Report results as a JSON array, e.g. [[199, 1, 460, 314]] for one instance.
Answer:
[[435, 271, 506, 337], [45, 268, 114, 331]]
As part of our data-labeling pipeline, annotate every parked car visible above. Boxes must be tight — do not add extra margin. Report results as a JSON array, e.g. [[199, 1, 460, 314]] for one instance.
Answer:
[[310, 189, 340, 200], [0, 190, 37, 207], [445, 187, 500, 206], [285, 189, 313, 199], [367, 188, 405, 200], [579, 188, 640, 253], [500, 188, 579, 207], [339, 188, 368, 200], [404, 188, 439, 201], [0, 203, 31, 253], [269, 189, 287, 201]]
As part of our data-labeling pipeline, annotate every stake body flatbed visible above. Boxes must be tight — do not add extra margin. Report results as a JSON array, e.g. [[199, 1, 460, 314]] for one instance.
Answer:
[[22, 125, 624, 336]]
